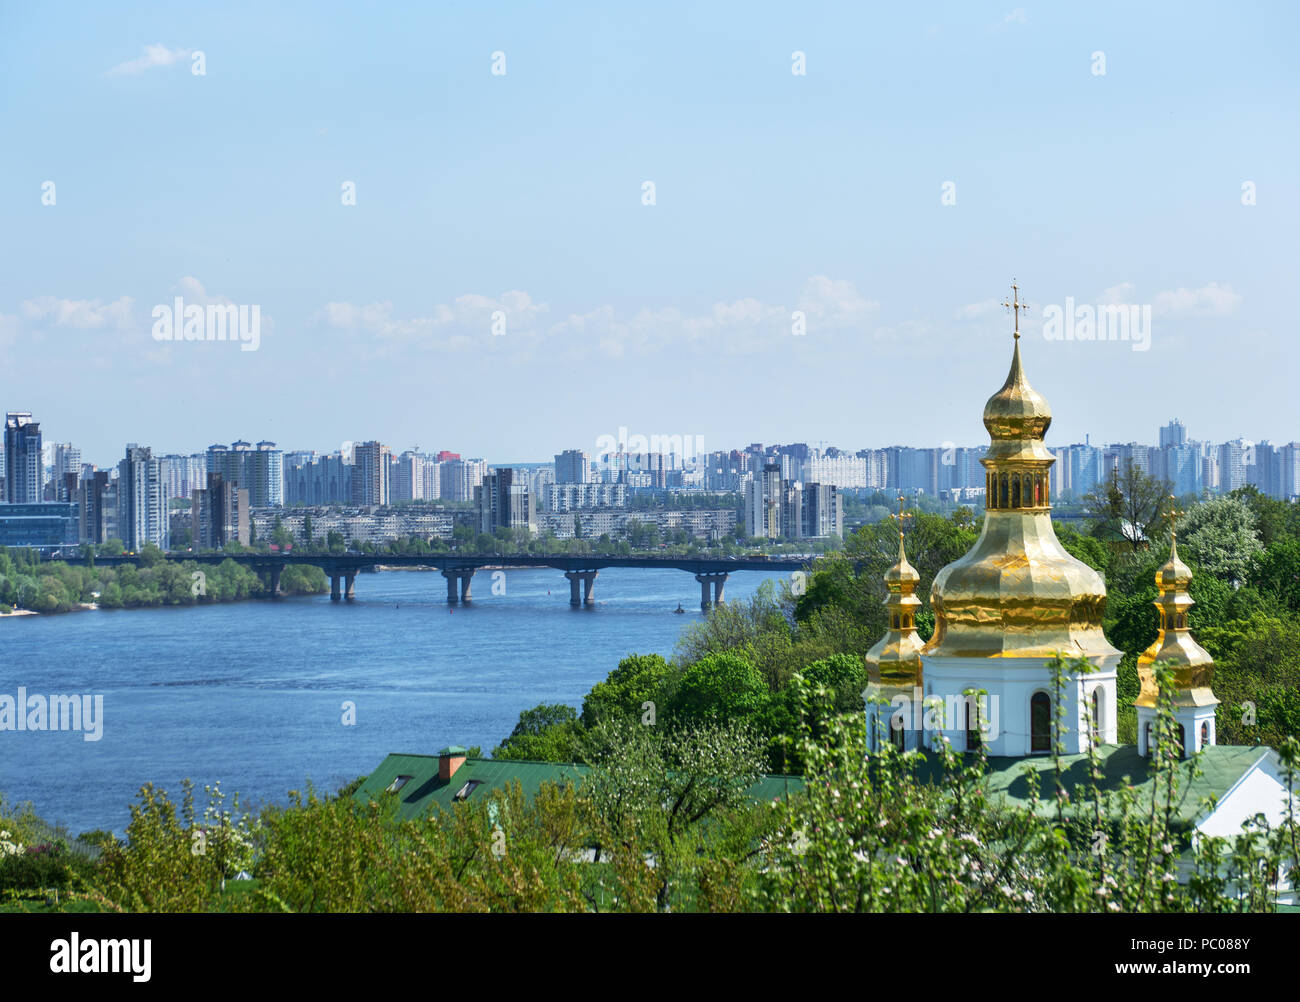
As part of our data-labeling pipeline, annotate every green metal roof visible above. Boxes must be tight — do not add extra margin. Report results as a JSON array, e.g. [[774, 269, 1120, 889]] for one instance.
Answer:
[[354, 754, 589, 820], [907, 744, 1277, 832], [354, 752, 804, 821]]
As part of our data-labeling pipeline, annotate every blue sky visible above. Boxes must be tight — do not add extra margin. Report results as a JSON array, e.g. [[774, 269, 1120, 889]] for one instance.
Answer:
[[1, 1, 1296, 466]]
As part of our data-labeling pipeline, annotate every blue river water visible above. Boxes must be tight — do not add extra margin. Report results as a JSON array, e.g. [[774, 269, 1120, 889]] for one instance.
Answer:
[[0, 567, 785, 836]]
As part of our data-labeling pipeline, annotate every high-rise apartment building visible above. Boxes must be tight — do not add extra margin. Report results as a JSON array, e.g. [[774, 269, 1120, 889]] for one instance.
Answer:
[[745, 464, 783, 539], [1159, 419, 1187, 449], [205, 440, 282, 507], [476, 468, 535, 534], [3, 412, 43, 504], [440, 457, 487, 502], [192, 473, 250, 548], [118, 445, 168, 550], [1217, 439, 1251, 493], [162, 453, 208, 503], [77, 470, 112, 544], [421, 460, 442, 500], [351, 441, 391, 506], [804, 453, 870, 490], [554, 449, 591, 485], [284, 453, 353, 505], [800, 482, 843, 539], [244, 441, 283, 507], [392, 451, 426, 502]]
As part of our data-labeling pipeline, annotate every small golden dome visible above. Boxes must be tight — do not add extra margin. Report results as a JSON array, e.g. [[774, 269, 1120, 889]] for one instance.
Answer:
[[866, 528, 925, 687], [982, 338, 1053, 444], [883, 533, 920, 587], [1135, 530, 1218, 709], [1155, 536, 1193, 592]]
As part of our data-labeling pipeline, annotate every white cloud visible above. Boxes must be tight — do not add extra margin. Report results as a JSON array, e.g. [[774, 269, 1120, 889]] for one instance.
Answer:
[[316, 276, 877, 359], [1153, 282, 1242, 316], [171, 275, 235, 308], [796, 275, 879, 324], [106, 44, 192, 77], [1004, 8, 1028, 24], [318, 290, 547, 350], [956, 298, 1000, 319], [1099, 282, 1137, 305], [20, 295, 134, 329]]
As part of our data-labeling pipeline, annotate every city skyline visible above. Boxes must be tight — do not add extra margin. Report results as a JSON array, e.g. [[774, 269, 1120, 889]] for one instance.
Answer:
[[2, 406, 1296, 475], [2, 3, 1297, 460]]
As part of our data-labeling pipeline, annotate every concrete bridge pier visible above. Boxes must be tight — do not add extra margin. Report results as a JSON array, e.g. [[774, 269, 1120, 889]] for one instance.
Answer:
[[255, 565, 282, 598], [330, 574, 341, 602], [695, 572, 728, 611], [565, 570, 598, 606], [344, 570, 357, 602], [442, 569, 472, 603]]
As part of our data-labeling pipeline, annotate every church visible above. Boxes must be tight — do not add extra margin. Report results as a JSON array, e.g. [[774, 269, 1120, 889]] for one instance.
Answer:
[[864, 285, 1297, 847]]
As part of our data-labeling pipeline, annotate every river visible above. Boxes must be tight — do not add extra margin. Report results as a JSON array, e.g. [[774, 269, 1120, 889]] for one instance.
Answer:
[[0, 566, 786, 836]]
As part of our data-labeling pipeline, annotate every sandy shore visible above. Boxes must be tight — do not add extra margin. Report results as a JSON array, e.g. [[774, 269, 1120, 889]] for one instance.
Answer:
[[0, 602, 99, 618]]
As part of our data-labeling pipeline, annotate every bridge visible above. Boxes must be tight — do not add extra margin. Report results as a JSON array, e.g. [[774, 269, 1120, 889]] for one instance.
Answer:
[[50, 552, 814, 609]]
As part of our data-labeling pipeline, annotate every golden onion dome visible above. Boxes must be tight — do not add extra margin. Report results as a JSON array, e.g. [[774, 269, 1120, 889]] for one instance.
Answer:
[[883, 532, 921, 587], [1155, 535, 1193, 592], [922, 288, 1120, 661], [1135, 530, 1218, 709], [866, 526, 925, 688], [982, 338, 1054, 452]]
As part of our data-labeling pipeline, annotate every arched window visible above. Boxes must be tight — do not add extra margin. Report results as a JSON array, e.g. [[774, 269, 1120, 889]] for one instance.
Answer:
[[1030, 692, 1052, 752], [1200, 721, 1209, 750], [1090, 688, 1102, 742], [1144, 721, 1153, 756], [1000, 474, 1009, 508], [1011, 477, 1021, 508], [891, 720, 906, 751], [965, 695, 982, 751], [1176, 724, 1186, 759]]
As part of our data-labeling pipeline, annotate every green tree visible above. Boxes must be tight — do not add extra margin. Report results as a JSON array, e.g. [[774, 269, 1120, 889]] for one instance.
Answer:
[[1179, 494, 1262, 584], [1084, 460, 1172, 552], [581, 653, 674, 728], [669, 652, 769, 724], [492, 704, 587, 762], [581, 718, 767, 912]]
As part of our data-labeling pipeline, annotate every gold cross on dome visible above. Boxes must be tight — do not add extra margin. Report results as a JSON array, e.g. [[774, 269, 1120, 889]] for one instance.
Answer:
[[889, 494, 913, 537], [1167, 495, 1186, 539], [1001, 281, 1029, 340]]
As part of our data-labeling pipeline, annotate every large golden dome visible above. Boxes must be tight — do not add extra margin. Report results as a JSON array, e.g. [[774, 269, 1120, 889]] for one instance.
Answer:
[[922, 312, 1119, 660]]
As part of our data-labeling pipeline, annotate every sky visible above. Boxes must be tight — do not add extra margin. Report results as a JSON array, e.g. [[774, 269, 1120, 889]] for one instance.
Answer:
[[1, 1, 1297, 467]]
